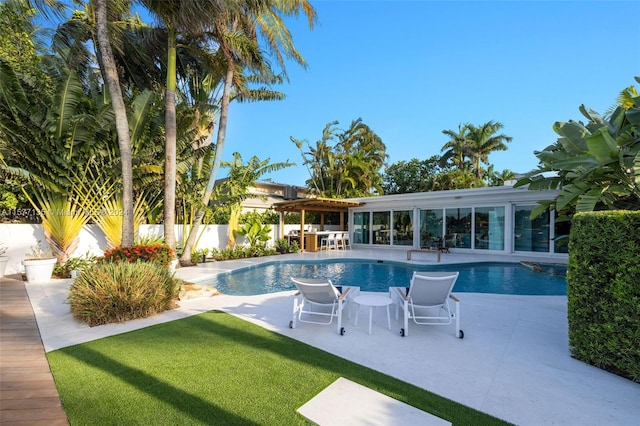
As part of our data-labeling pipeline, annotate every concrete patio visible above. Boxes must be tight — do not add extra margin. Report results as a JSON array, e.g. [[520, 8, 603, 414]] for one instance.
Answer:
[[9, 249, 640, 425]]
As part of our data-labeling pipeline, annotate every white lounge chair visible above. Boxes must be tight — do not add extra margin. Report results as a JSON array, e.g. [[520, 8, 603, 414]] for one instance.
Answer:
[[389, 271, 463, 338], [290, 278, 357, 335]]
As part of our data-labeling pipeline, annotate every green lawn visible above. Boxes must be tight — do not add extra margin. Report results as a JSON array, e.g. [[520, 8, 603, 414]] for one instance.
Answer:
[[48, 311, 512, 425]]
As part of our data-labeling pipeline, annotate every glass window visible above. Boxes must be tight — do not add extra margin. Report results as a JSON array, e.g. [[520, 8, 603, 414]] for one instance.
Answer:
[[445, 208, 472, 248], [474, 207, 505, 250], [554, 212, 570, 254], [420, 209, 443, 248], [352, 212, 370, 244], [373, 211, 391, 245], [514, 205, 550, 252], [393, 210, 413, 246]]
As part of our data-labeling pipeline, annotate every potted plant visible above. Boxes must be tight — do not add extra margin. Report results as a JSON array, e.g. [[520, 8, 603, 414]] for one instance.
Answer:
[[0, 242, 8, 278], [274, 238, 289, 254], [22, 241, 57, 283]]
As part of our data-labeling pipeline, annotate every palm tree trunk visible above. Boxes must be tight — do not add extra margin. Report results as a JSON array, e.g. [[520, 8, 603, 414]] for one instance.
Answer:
[[179, 60, 235, 264], [94, 0, 135, 247], [163, 27, 177, 253]]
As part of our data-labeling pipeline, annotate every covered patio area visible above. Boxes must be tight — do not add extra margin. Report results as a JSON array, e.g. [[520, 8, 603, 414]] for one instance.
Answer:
[[273, 197, 364, 252]]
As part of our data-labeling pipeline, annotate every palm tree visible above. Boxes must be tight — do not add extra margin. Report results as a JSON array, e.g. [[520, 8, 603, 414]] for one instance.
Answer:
[[440, 124, 472, 171], [94, 0, 136, 246], [178, 0, 317, 264], [294, 118, 388, 198], [465, 121, 512, 178]]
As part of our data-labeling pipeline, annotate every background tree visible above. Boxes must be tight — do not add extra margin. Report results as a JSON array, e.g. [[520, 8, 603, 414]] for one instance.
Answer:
[[293, 118, 388, 198], [465, 121, 512, 179], [516, 79, 640, 218], [440, 124, 471, 171], [382, 156, 446, 194], [438, 120, 513, 189], [214, 152, 293, 247]]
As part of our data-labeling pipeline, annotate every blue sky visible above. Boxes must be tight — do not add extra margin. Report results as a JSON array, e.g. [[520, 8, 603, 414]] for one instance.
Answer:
[[223, 0, 640, 187]]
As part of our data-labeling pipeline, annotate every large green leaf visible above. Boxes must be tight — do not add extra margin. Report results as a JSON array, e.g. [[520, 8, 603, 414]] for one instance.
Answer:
[[52, 70, 84, 141], [128, 89, 155, 151], [553, 121, 589, 154], [586, 128, 617, 163], [575, 188, 606, 212]]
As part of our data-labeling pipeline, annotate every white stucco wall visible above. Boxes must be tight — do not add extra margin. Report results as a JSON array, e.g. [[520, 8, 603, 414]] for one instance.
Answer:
[[0, 223, 308, 275]]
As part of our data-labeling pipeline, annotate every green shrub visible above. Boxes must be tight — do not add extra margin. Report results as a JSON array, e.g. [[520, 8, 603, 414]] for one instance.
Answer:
[[567, 211, 640, 382], [68, 262, 182, 326], [101, 244, 174, 267], [54, 251, 97, 278], [190, 248, 210, 264]]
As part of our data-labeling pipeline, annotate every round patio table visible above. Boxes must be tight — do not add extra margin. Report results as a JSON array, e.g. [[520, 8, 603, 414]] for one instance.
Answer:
[[353, 294, 392, 335]]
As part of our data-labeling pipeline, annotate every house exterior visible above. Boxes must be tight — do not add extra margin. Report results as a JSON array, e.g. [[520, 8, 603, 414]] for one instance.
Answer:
[[215, 179, 309, 214], [346, 185, 567, 259]]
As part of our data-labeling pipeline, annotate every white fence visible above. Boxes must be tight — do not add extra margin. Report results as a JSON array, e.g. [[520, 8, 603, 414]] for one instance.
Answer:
[[0, 223, 324, 275]]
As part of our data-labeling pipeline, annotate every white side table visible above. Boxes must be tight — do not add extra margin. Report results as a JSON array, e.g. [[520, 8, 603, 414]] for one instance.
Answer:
[[353, 294, 393, 335]]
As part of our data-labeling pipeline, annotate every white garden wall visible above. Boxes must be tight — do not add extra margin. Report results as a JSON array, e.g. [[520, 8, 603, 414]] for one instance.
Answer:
[[0, 223, 324, 275]]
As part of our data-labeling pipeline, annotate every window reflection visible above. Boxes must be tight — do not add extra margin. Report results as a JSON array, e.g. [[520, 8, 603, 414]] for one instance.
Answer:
[[420, 209, 443, 248], [445, 208, 472, 248], [373, 211, 390, 245], [392, 210, 413, 246], [514, 206, 550, 252], [353, 212, 370, 244], [474, 206, 505, 250]]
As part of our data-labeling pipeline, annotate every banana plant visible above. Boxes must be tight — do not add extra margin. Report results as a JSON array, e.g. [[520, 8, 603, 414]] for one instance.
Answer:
[[516, 79, 640, 217], [237, 216, 272, 250]]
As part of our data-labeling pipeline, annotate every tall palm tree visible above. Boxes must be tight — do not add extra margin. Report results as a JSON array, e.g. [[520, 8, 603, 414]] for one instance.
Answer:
[[465, 121, 512, 178], [440, 123, 472, 171], [179, 0, 317, 263], [94, 0, 136, 246]]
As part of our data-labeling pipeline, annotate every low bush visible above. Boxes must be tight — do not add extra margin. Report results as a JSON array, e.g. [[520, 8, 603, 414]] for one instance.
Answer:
[[209, 244, 277, 260], [68, 262, 182, 326], [101, 244, 174, 267], [54, 251, 97, 278]]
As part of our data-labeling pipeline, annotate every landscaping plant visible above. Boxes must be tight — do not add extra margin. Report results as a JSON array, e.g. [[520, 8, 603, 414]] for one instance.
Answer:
[[68, 262, 181, 326], [101, 244, 174, 267]]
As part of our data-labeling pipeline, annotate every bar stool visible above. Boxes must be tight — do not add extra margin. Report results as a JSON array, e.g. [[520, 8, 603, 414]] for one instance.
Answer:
[[341, 232, 351, 250]]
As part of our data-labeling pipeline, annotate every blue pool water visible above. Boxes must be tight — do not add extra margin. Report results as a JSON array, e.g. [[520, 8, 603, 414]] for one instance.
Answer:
[[203, 259, 567, 296]]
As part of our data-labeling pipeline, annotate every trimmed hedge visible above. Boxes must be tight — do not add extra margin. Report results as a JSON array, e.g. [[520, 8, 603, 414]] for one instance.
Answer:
[[567, 211, 640, 382], [69, 262, 182, 326]]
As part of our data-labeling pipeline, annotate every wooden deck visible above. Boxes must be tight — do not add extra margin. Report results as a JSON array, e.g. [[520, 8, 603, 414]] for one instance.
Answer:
[[0, 274, 69, 425]]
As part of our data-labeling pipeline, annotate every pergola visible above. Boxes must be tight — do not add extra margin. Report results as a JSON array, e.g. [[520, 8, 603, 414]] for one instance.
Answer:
[[273, 197, 365, 251]]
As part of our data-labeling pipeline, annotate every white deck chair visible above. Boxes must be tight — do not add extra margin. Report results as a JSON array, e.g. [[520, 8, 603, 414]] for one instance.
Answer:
[[290, 277, 356, 335], [389, 271, 463, 338]]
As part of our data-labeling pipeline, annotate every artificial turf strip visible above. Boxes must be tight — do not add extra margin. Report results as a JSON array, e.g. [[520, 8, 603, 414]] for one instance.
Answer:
[[47, 311, 512, 425]]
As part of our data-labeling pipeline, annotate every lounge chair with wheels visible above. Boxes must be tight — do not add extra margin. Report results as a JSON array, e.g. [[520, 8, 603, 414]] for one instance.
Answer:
[[389, 271, 463, 338], [290, 277, 358, 335]]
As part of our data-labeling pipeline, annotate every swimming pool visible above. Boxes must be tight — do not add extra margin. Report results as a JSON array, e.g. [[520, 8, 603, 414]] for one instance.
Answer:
[[202, 259, 567, 296]]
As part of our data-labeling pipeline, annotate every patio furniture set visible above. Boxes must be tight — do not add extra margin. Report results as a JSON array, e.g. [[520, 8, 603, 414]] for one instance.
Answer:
[[289, 273, 464, 338]]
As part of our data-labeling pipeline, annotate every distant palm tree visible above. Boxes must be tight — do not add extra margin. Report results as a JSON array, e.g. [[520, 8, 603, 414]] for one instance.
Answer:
[[440, 124, 472, 171], [465, 121, 512, 178]]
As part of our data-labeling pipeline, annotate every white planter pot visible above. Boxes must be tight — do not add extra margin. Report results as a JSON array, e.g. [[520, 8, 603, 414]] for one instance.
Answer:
[[0, 256, 8, 278], [22, 258, 57, 283]]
